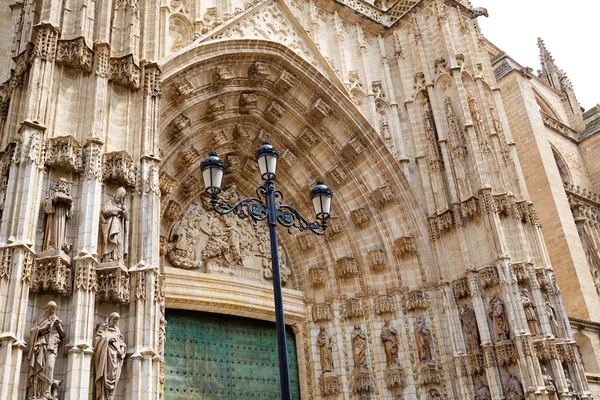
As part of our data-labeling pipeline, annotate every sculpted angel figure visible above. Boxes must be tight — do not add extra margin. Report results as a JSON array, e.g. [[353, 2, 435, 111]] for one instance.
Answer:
[[100, 187, 129, 262], [27, 301, 66, 400], [352, 324, 367, 370], [317, 327, 334, 373], [380, 320, 399, 365], [94, 312, 127, 400], [42, 178, 73, 253]]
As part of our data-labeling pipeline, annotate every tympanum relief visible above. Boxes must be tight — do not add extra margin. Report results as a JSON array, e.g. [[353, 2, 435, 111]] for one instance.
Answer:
[[166, 186, 292, 285]]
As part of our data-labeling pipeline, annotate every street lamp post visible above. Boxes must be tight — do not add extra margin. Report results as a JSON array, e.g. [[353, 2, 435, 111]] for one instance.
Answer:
[[200, 142, 334, 400]]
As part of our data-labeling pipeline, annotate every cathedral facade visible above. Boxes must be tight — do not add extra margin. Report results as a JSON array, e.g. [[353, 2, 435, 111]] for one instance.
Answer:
[[0, 0, 596, 399]]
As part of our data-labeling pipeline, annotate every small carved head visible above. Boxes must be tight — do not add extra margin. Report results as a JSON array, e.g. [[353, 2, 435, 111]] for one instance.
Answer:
[[108, 312, 120, 327], [46, 301, 58, 314], [115, 187, 127, 202]]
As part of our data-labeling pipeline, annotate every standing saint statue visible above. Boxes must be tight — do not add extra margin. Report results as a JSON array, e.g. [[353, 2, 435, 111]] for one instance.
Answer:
[[42, 178, 73, 253], [544, 299, 560, 337], [504, 373, 525, 400], [100, 187, 129, 262], [27, 301, 66, 400], [521, 289, 539, 335], [415, 316, 432, 362], [380, 320, 399, 365], [541, 365, 558, 399], [475, 379, 492, 400], [316, 326, 334, 373], [351, 324, 367, 370], [94, 312, 127, 400], [488, 294, 510, 341], [459, 305, 480, 352]]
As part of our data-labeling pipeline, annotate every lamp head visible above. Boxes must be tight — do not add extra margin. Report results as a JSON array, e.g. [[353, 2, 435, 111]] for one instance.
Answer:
[[309, 181, 333, 221], [255, 141, 279, 181], [200, 152, 227, 196]]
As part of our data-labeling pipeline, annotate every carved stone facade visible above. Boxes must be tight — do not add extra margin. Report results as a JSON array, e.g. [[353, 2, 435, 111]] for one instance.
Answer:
[[0, 0, 595, 399]]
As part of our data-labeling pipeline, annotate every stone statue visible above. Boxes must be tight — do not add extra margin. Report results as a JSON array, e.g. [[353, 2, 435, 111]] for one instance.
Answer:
[[42, 178, 73, 253], [317, 326, 334, 373], [475, 379, 492, 400], [415, 316, 432, 362], [428, 389, 443, 399], [470, 7, 489, 18], [380, 320, 399, 365], [100, 187, 129, 262], [488, 294, 510, 341], [504, 373, 525, 400], [542, 365, 558, 398], [563, 368, 576, 394], [93, 312, 127, 400], [459, 305, 480, 352], [521, 289, 539, 335], [351, 324, 367, 370], [27, 301, 66, 400], [544, 299, 560, 337]]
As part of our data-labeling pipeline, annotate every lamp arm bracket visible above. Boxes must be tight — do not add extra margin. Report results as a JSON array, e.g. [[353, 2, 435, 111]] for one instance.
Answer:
[[276, 204, 326, 236], [211, 197, 268, 224]]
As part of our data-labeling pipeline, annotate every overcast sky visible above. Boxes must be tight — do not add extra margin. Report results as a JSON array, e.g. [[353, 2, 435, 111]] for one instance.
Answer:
[[478, 1, 599, 111]]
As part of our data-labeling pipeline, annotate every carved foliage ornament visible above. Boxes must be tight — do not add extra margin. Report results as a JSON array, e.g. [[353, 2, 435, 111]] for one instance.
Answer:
[[56, 37, 93, 72], [45, 136, 83, 172]]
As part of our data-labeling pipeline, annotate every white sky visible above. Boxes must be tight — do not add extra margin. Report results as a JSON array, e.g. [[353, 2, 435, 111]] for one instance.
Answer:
[[477, 1, 600, 111]]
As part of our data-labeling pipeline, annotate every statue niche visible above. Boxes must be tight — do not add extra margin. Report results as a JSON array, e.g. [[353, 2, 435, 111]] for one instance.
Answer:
[[166, 185, 292, 284]]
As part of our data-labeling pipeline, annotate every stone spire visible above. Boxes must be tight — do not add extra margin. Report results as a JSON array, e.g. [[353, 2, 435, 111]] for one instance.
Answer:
[[537, 37, 572, 93]]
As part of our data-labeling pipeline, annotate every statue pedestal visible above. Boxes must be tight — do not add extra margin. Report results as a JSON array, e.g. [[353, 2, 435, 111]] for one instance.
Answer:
[[496, 340, 517, 366], [319, 372, 340, 396], [350, 367, 373, 394], [96, 261, 130, 303], [384, 364, 406, 388], [32, 250, 71, 296], [417, 362, 440, 386]]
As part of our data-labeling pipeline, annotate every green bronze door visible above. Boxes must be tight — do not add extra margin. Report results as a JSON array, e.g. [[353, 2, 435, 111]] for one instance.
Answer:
[[164, 309, 301, 400]]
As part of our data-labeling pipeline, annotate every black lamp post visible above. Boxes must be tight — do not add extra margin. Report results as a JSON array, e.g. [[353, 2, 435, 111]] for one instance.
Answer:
[[200, 142, 334, 400]]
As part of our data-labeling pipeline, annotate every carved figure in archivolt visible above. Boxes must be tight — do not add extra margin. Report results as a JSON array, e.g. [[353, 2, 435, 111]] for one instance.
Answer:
[[544, 298, 560, 337], [504, 373, 525, 400], [27, 301, 66, 400], [415, 316, 432, 362], [42, 178, 73, 253], [317, 326, 334, 373], [100, 187, 129, 262], [475, 379, 492, 400], [428, 389, 443, 399], [459, 305, 480, 352], [94, 312, 127, 400], [381, 320, 400, 365], [166, 186, 292, 284], [488, 294, 510, 341], [352, 324, 368, 370], [541, 365, 558, 399], [521, 289, 539, 335]]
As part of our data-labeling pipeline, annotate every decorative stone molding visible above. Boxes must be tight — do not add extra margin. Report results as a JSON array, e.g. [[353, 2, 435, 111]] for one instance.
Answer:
[[212, 64, 235, 86], [265, 101, 285, 123], [226, 155, 240, 171], [556, 342, 577, 363], [511, 262, 531, 284], [160, 236, 167, 256], [56, 37, 93, 72], [0, 247, 13, 280], [108, 54, 141, 89], [452, 278, 471, 299], [384, 365, 406, 388], [298, 128, 318, 148], [326, 217, 345, 237], [343, 297, 364, 318], [73, 257, 98, 292], [178, 146, 201, 167], [496, 341, 516, 366], [172, 76, 195, 103], [403, 290, 428, 311], [96, 261, 130, 304], [367, 249, 386, 270], [335, 257, 358, 278], [350, 369, 373, 393], [164, 200, 181, 221], [81, 139, 103, 181], [212, 129, 228, 146], [370, 183, 395, 207], [312, 303, 332, 322], [232, 124, 250, 143], [172, 114, 191, 135], [103, 150, 136, 187], [482, 345, 496, 368], [274, 70, 295, 93], [535, 268, 550, 291], [350, 207, 370, 227], [45, 135, 83, 172], [32, 24, 59, 61], [468, 352, 484, 375], [248, 61, 270, 81], [296, 233, 314, 251], [159, 171, 177, 197], [242, 159, 258, 178], [516, 200, 540, 226], [342, 138, 365, 161], [417, 363, 439, 386], [533, 339, 559, 361], [239, 92, 258, 112], [309, 266, 327, 286], [143, 63, 162, 98], [394, 236, 417, 257], [327, 165, 347, 186], [427, 210, 453, 241], [319, 373, 340, 396], [478, 265, 499, 288], [207, 97, 226, 118], [31, 251, 71, 296], [375, 294, 394, 314], [182, 176, 200, 198], [306, 98, 332, 124]]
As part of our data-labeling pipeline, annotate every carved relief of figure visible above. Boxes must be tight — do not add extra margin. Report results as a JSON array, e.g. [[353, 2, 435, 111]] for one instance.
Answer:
[[475, 379, 492, 400], [541, 365, 558, 398], [415, 316, 432, 362], [100, 187, 129, 262], [521, 289, 539, 335], [42, 178, 73, 253], [93, 312, 127, 400], [488, 294, 510, 341], [263, 245, 292, 285], [27, 301, 66, 400], [545, 299, 560, 337], [563, 368, 576, 394], [428, 389, 443, 399], [317, 327, 334, 373], [352, 324, 367, 370], [459, 305, 480, 352], [380, 320, 399, 365], [504, 373, 525, 400]]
